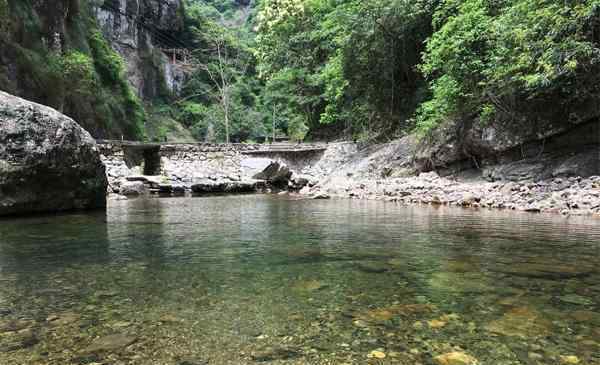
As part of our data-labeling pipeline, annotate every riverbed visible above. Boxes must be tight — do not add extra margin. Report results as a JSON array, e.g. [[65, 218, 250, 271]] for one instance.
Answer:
[[1, 195, 599, 364]]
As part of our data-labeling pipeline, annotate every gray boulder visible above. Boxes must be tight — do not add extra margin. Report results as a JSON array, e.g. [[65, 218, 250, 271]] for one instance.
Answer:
[[253, 161, 292, 185], [191, 179, 258, 194], [0, 91, 107, 216], [119, 181, 147, 196]]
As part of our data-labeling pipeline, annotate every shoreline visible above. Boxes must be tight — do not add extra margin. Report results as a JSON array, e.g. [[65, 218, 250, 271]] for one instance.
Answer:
[[300, 172, 600, 218]]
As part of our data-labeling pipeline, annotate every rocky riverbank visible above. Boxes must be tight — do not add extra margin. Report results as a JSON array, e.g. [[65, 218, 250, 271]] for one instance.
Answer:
[[297, 139, 600, 217], [301, 172, 600, 217], [98, 137, 600, 217]]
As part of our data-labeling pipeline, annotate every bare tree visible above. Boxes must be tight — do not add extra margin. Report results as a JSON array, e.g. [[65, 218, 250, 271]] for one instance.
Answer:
[[193, 28, 249, 143]]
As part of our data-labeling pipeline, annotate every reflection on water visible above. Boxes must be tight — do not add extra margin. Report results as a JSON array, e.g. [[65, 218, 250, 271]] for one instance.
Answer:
[[0, 195, 599, 364]]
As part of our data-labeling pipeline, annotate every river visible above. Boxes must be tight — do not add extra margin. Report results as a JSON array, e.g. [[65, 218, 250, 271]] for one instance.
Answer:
[[1, 195, 599, 364]]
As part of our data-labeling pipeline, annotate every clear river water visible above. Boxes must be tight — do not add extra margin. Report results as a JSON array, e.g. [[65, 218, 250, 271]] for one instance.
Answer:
[[0, 195, 599, 365]]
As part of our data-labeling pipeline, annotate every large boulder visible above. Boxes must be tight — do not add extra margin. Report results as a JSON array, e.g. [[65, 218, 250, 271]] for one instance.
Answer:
[[191, 179, 258, 194], [0, 91, 107, 216], [253, 161, 292, 185]]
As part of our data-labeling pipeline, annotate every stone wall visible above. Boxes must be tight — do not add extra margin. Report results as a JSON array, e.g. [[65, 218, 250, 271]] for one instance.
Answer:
[[97, 142, 334, 195]]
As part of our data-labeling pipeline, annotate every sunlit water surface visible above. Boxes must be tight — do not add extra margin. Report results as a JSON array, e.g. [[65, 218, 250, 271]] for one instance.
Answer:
[[1, 195, 599, 364]]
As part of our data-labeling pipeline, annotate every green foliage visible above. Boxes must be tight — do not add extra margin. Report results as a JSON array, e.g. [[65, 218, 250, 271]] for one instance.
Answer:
[[49, 51, 97, 97], [0, 0, 146, 140], [88, 30, 125, 87], [176, 0, 270, 142], [415, 75, 461, 135], [0, 0, 9, 38], [256, 0, 436, 140], [417, 0, 600, 135]]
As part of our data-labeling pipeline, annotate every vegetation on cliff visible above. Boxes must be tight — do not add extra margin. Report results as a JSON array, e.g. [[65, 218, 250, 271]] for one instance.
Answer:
[[2, 0, 599, 144], [0, 0, 146, 139]]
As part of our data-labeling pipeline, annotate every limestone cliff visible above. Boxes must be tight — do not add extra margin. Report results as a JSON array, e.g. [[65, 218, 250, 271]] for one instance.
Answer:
[[93, 0, 187, 99], [0, 0, 188, 140]]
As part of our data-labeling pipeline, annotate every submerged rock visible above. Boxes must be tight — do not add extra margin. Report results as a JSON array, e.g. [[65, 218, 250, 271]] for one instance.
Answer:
[[428, 272, 493, 293], [0, 328, 38, 352], [83, 334, 137, 354], [356, 261, 390, 273], [0, 319, 34, 333], [485, 306, 552, 338], [177, 358, 208, 365], [292, 279, 326, 292], [434, 351, 478, 365], [0, 91, 107, 216], [251, 346, 300, 361], [493, 262, 594, 279], [558, 294, 594, 306], [560, 355, 581, 364], [368, 350, 386, 359]]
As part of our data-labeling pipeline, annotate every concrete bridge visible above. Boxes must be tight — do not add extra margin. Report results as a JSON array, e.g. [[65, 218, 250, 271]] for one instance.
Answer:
[[96, 140, 333, 194], [96, 140, 328, 153]]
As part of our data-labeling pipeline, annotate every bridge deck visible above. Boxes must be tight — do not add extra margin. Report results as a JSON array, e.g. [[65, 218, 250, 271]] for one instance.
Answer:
[[241, 144, 327, 154], [96, 140, 328, 153]]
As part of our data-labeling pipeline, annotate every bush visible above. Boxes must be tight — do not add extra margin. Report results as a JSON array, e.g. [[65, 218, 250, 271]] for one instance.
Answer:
[[88, 30, 127, 87]]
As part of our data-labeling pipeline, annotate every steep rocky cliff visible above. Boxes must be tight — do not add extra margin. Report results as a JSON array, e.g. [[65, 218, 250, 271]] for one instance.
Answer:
[[0, 0, 188, 140], [93, 0, 187, 99]]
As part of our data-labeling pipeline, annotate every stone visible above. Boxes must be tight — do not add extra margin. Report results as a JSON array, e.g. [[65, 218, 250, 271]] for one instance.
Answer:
[[50, 312, 80, 326], [358, 308, 395, 323], [570, 310, 600, 324], [492, 263, 593, 279], [96, 290, 119, 298], [159, 314, 180, 324], [428, 272, 493, 293], [459, 193, 479, 206], [356, 261, 389, 273], [0, 319, 34, 333], [251, 346, 300, 361], [177, 358, 208, 365], [292, 280, 326, 292], [428, 319, 447, 329], [191, 179, 257, 194], [83, 334, 137, 354], [0, 328, 38, 352], [119, 181, 147, 196], [0, 91, 107, 216], [313, 192, 331, 200], [485, 306, 552, 338], [253, 161, 292, 185], [559, 355, 580, 364], [559, 294, 593, 306], [434, 351, 478, 365], [290, 174, 311, 189], [368, 350, 386, 359]]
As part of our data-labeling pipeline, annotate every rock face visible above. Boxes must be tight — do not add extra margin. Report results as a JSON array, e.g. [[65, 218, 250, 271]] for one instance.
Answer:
[[0, 92, 107, 216], [93, 0, 186, 98], [414, 116, 600, 180]]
